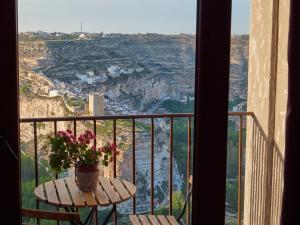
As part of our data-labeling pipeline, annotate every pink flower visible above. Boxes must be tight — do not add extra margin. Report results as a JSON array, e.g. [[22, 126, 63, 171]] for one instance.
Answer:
[[57, 131, 66, 137], [66, 129, 73, 134], [70, 134, 76, 140], [78, 135, 85, 144], [110, 143, 116, 151]]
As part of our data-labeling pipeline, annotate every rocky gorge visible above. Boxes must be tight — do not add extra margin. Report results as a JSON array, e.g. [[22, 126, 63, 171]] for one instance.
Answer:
[[19, 32, 249, 214]]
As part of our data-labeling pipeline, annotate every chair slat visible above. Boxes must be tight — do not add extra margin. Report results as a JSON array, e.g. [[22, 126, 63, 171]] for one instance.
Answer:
[[54, 179, 72, 206], [129, 215, 141, 225], [99, 176, 121, 204], [44, 181, 59, 205], [189, 175, 193, 185], [166, 216, 180, 225], [147, 215, 160, 225], [139, 215, 151, 225], [157, 215, 170, 225], [65, 177, 85, 207], [110, 177, 131, 200], [22, 208, 81, 222]]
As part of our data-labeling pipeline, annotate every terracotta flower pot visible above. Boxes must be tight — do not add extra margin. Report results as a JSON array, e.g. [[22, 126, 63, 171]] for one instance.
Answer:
[[76, 164, 99, 192]]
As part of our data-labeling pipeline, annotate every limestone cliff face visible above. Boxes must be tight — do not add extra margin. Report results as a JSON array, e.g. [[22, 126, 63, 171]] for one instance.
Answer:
[[20, 96, 66, 143], [19, 95, 127, 180], [20, 96, 66, 119], [229, 35, 249, 106]]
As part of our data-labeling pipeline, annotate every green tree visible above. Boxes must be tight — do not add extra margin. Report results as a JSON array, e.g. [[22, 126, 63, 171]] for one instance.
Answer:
[[155, 191, 185, 218]]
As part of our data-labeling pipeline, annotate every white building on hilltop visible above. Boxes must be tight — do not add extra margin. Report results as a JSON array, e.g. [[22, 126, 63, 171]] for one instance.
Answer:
[[88, 93, 105, 116]]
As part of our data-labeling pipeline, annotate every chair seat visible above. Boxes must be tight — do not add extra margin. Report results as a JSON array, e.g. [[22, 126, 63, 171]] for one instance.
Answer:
[[129, 214, 180, 225]]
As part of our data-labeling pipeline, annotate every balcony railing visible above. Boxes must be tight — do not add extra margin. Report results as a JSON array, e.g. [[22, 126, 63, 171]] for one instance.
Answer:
[[20, 112, 254, 225]]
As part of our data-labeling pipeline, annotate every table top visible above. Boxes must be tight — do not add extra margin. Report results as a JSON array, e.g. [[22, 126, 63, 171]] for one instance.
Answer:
[[34, 176, 136, 208]]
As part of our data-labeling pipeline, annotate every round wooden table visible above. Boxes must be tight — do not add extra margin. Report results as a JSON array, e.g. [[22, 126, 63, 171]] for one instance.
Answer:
[[34, 176, 136, 224]]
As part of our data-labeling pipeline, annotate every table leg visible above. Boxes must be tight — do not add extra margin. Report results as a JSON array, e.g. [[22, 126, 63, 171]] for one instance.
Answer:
[[84, 208, 95, 225], [63, 207, 76, 225], [94, 207, 98, 225], [64, 207, 96, 225], [113, 205, 117, 225], [101, 206, 115, 225]]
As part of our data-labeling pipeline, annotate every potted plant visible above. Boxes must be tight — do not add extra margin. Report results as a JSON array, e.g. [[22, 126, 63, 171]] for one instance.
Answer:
[[48, 129, 119, 192]]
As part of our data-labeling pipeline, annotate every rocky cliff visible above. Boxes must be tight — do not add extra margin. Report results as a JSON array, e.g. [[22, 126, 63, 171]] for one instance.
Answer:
[[19, 33, 249, 213]]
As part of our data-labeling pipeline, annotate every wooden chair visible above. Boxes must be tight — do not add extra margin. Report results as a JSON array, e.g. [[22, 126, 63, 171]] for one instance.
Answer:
[[129, 176, 193, 225], [22, 208, 83, 225]]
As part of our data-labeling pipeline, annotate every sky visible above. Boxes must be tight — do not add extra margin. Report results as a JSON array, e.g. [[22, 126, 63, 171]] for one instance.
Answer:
[[18, 0, 250, 34]]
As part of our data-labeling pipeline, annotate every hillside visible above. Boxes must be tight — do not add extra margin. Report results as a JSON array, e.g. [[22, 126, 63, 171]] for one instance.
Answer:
[[19, 33, 248, 115], [19, 33, 248, 216]]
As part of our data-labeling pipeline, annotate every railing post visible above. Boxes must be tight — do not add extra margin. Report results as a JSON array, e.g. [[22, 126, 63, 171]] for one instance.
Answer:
[[238, 115, 243, 225], [113, 118, 117, 224], [132, 118, 136, 214], [150, 118, 155, 215], [73, 120, 77, 137], [53, 121, 59, 225], [93, 119, 97, 147], [169, 117, 173, 215], [186, 117, 192, 225], [93, 119, 98, 225], [33, 122, 40, 225]]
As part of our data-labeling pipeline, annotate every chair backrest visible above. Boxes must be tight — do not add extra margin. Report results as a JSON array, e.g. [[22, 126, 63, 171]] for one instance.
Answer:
[[189, 175, 193, 185], [176, 175, 193, 221], [22, 208, 82, 225]]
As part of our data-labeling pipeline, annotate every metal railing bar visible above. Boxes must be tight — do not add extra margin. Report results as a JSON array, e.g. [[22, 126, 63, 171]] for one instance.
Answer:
[[112, 118, 117, 224], [256, 128, 263, 224], [73, 120, 77, 137], [249, 118, 255, 225], [252, 125, 259, 224], [113, 119, 117, 178], [52, 121, 59, 225], [20, 112, 256, 224], [258, 133, 264, 225], [251, 123, 259, 224], [132, 118, 136, 214], [54, 121, 57, 134], [186, 117, 192, 225], [20, 113, 193, 123], [33, 122, 40, 225], [237, 115, 243, 225], [33, 122, 38, 187], [93, 119, 98, 225], [93, 119, 97, 147], [53, 121, 58, 180], [20, 112, 253, 123], [169, 117, 174, 215], [150, 118, 154, 215], [262, 139, 268, 225]]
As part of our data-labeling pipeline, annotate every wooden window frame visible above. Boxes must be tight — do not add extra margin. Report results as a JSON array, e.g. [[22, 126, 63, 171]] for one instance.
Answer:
[[192, 0, 232, 224], [0, 0, 21, 224], [0, 0, 233, 224]]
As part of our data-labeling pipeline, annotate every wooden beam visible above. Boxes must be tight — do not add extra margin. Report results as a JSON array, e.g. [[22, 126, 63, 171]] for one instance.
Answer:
[[281, 0, 300, 224], [192, 0, 232, 224], [0, 0, 20, 224]]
